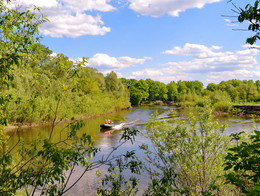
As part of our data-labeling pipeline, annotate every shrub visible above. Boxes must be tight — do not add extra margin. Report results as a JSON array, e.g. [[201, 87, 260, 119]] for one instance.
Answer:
[[179, 101, 196, 108], [213, 101, 232, 113]]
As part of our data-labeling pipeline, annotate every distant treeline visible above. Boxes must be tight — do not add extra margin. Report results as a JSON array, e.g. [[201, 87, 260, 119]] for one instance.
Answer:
[[120, 78, 260, 111], [4, 44, 130, 124], [4, 43, 260, 124]]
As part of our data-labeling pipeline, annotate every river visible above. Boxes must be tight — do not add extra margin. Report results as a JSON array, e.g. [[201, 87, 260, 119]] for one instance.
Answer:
[[7, 106, 260, 195]]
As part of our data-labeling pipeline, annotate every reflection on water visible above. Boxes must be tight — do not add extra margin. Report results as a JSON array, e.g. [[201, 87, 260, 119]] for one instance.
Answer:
[[7, 106, 260, 195]]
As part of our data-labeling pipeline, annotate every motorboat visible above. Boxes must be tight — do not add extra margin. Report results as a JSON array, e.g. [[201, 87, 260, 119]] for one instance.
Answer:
[[100, 118, 141, 131], [100, 123, 114, 129]]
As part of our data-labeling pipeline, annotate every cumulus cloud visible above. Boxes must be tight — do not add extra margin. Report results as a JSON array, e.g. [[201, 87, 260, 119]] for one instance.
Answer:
[[61, 0, 115, 12], [163, 43, 224, 58], [12, 0, 58, 8], [12, 0, 114, 37], [207, 69, 260, 83], [129, 43, 259, 84], [88, 53, 151, 69], [132, 68, 190, 82], [163, 43, 259, 71], [102, 70, 123, 78], [128, 0, 222, 17], [41, 14, 110, 38]]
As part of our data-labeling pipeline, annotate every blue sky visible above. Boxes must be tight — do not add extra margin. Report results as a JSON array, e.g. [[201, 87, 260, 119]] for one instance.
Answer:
[[14, 0, 260, 84]]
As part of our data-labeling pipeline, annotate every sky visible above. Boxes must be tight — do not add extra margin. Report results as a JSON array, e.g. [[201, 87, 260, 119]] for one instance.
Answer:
[[12, 0, 260, 85]]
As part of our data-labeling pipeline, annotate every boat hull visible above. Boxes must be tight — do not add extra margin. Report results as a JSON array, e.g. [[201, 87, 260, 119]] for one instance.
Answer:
[[100, 124, 114, 129]]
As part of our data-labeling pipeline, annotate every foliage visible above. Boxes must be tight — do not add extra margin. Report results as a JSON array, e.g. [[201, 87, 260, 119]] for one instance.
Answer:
[[121, 79, 149, 105], [96, 128, 142, 196], [0, 120, 98, 196], [2, 52, 130, 124], [1, 123, 142, 195], [213, 101, 233, 113], [224, 131, 260, 195], [122, 78, 260, 108], [167, 82, 178, 102], [178, 100, 196, 108], [229, 0, 260, 44], [1, 1, 130, 124], [0, 1, 132, 196], [141, 108, 233, 195]]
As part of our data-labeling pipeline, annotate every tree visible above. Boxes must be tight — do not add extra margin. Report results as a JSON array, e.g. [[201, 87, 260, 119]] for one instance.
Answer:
[[185, 80, 203, 95], [0, 0, 46, 86], [229, 0, 260, 44], [206, 83, 218, 92], [224, 131, 260, 195], [141, 108, 233, 195], [219, 83, 239, 103], [237, 80, 258, 102], [156, 81, 168, 101], [0, 1, 135, 195], [167, 81, 178, 102], [146, 79, 160, 101]]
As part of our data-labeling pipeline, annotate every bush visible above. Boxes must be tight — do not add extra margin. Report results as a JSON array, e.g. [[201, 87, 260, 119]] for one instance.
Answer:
[[179, 101, 196, 108], [213, 101, 232, 113], [196, 97, 211, 107], [154, 100, 164, 105]]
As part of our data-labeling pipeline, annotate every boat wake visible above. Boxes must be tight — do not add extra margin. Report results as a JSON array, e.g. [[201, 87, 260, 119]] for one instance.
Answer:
[[112, 119, 143, 130], [112, 123, 126, 130], [101, 119, 143, 135]]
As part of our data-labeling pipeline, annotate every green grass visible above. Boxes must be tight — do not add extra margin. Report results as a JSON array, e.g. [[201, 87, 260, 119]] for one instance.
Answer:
[[234, 102, 260, 106]]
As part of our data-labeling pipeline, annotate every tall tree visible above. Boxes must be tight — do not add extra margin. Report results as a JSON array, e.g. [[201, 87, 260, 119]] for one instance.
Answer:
[[167, 81, 178, 102]]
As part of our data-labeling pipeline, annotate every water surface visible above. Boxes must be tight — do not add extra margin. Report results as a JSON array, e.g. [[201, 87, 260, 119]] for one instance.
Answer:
[[7, 106, 260, 195]]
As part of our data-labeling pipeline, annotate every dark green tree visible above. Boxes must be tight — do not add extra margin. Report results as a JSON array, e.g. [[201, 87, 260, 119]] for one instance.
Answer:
[[224, 131, 260, 195], [167, 81, 178, 102], [229, 0, 260, 44]]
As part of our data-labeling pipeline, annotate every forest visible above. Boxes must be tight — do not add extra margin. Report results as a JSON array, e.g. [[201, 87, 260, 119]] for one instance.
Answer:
[[0, 0, 259, 195], [121, 78, 260, 109], [2, 43, 130, 125], [2, 43, 260, 125], [4, 51, 260, 125]]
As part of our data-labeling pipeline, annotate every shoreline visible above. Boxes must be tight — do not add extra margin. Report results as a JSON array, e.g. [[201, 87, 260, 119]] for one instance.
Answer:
[[139, 102, 260, 117], [5, 104, 260, 132], [5, 106, 131, 132]]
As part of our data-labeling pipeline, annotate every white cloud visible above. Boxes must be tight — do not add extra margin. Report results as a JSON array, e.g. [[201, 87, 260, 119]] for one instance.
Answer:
[[12, 0, 114, 37], [102, 70, 123, 78], [224, 18, 238, 27], [207, 69, 260, 83], [133, 69, 164, 77], [129, 44, 259, 84], [62, 0, 115, 12], [41, 14, 110, 38], [128, 0, 222, 17], [88, 53, 151, 69], [163, 43, 259, 72], [131, 68, 190, 82], [163, 43, 224, 58], [118, 56, 152, 65], [242, 44, 260, 50], [14, 0, 58, 8]]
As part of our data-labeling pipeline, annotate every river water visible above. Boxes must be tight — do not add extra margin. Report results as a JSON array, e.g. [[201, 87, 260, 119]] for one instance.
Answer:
[[7, 106, 260, 195]]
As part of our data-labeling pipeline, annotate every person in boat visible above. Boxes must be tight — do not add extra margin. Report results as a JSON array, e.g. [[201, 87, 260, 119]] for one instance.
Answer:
[[104, 119, 113, 124]]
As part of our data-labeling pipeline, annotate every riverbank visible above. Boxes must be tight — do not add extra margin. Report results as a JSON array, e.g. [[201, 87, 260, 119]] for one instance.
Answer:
[[140, 101, 260, 117], [6, 102, 260, 132], [233, 105, 260, 115], [5, 106, 131, 132]]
